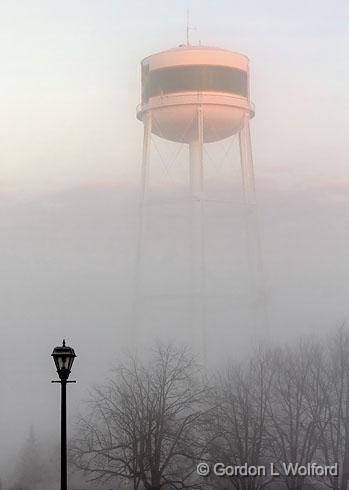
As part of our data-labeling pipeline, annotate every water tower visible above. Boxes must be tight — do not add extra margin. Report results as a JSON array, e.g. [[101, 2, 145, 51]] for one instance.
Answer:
[[135, 44, 266, 354], [137, 45, 255, 204]]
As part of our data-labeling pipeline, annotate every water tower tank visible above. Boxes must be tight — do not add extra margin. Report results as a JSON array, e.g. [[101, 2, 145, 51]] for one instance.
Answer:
[[136, 45, 254, 143]]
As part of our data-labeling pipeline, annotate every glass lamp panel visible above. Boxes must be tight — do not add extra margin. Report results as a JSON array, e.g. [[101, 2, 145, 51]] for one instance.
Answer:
[[53, 356, 60, 371], [53, 355, 67, 371], [67, 356, 75, 371]]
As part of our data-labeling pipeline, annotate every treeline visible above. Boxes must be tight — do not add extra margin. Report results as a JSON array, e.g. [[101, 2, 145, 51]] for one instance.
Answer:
[[71, 328, 349, 490], [6, 329, 349, 490], [5, 427, 86, 490]]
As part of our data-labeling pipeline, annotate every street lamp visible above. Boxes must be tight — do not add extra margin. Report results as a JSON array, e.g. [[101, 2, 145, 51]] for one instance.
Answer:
[[52, 339, 76, 490]]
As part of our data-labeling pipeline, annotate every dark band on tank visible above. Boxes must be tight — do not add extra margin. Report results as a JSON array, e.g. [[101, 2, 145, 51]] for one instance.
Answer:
[[142, 65, 248, 103]]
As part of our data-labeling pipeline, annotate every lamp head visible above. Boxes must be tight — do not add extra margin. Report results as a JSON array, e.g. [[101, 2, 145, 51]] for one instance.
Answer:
[[51, 339, 76, 381]]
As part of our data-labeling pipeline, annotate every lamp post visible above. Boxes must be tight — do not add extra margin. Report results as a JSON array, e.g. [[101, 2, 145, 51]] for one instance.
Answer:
[[51, 340, 76, 490]]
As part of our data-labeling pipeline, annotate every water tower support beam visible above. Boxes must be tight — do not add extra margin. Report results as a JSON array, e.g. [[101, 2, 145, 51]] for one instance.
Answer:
[[131, 110, 152, 343], [189, 105, 204, 200], [189, 105, 206, 360], [239, 114, 255, 206], [239, 113, 268, 333], [141, 110, 153, 204]]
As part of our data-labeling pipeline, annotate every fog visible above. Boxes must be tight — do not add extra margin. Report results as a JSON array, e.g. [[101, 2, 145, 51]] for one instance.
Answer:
[[1, 0, 349, 487], [1, 176, 349, 478]]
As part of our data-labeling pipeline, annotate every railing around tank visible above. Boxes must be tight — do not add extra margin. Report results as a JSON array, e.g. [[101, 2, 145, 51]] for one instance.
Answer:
[[136, 93, 255, 119]]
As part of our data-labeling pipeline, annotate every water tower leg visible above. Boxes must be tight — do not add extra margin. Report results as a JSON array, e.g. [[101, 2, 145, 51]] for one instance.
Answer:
[[141, 110, 153, 203], [239, 114, 268, 336], [189, 105, 206, 361], [189, 105, 203, 200], [239, 114, 255, 206], [131, 110, 153, 347]]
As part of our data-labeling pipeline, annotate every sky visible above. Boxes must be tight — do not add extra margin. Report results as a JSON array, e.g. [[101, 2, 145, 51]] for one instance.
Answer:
[[1, 0, 349, 484], [0, 0, 348, 193]]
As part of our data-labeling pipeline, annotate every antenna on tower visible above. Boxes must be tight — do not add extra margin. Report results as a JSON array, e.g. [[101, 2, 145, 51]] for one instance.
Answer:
[[186, 9, 196, 46], [186, 9, 190, 45]]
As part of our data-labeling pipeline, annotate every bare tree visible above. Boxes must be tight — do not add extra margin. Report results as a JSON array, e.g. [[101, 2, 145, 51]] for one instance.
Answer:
[[71, 331, 349, 490], [9, 426, 49, 490], [71, 343, 208, 490], [314, 328, 349, 490], [204, 347, 275, 490], [265, 341, 325, 490]]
